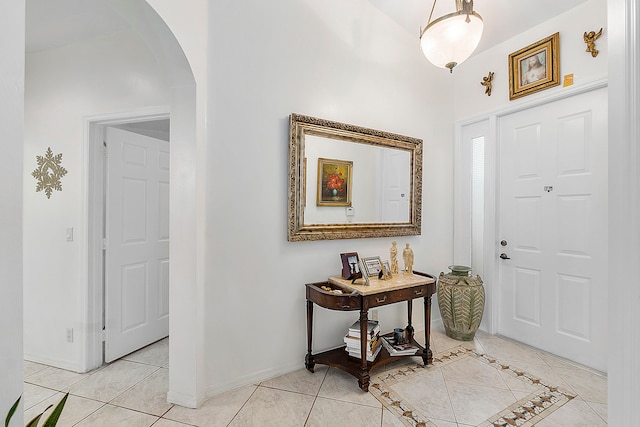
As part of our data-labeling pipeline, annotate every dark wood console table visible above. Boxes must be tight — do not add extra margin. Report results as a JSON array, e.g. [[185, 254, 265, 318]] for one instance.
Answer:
[[305, 271, 436, 391]]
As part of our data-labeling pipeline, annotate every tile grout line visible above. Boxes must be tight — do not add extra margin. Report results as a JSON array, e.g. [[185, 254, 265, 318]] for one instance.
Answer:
[[105, 365, 163, 405], [225, 384, 260, 427], [70, 401, 108, 427]]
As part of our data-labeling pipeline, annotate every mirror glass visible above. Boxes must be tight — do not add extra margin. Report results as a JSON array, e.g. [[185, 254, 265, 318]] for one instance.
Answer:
[[288, 114, 422, 241]]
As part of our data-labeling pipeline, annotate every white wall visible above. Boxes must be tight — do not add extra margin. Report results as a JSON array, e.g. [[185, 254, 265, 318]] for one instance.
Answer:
[[23, 29, 171, 371], [452, 0, 608, 121], [123, 0, 206, 406], [142, 0, 456, 403], [200, 0, 454, 397], [0, 1, 25, 422], [142, 0, 455, 403], [607, 0, 640, 423]]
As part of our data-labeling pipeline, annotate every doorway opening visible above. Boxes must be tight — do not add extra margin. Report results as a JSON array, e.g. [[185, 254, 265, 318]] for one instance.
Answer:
[[84, 108, 170, 370]]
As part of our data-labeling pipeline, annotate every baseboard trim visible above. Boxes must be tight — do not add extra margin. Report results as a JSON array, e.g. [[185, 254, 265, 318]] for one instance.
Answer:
[[24, 353, 85, 373], [203, 359, 304, 401], [166, 390, 199, 409]]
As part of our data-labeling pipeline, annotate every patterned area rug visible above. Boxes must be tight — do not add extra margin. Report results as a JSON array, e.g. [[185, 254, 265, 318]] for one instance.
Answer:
[[369, 346, 576, 427]]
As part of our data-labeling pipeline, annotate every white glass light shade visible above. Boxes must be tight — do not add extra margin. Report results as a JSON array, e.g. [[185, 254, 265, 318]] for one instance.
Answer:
[[420, 11, 483, 72]]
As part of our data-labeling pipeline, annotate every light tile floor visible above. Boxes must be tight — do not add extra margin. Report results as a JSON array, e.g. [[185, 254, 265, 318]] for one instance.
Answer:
[[23, 325, 607, 426]]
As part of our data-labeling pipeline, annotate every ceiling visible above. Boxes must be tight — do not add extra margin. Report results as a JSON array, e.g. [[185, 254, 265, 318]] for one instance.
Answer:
[[368, 0, 590, 55], [26, 0, 130, 53], [26, 0, 590, 56]]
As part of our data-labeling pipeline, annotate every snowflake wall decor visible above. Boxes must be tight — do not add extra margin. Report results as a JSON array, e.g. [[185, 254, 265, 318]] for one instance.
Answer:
[[32, 147, 68, 199]]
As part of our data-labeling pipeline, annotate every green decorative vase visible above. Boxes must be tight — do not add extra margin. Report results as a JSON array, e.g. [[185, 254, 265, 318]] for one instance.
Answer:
[[437, 265, 485, 341]]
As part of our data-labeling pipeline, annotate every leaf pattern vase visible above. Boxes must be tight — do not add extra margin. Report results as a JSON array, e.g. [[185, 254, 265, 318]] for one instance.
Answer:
[[438, 265, 485, 341]]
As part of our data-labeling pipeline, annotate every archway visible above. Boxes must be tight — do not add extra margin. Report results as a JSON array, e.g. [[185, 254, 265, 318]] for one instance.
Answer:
[[23, 0, 200, 408], [101, 0, 201, 407]]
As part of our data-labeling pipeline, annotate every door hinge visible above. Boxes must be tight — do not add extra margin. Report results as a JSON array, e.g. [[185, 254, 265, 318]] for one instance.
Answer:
[[102, 238, 108, 250], [103, 141, 108, 157], [101, 329, 107, 342]]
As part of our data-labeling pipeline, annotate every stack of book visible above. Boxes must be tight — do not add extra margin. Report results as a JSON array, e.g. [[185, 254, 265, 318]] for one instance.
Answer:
[[380, 335, 419, 356], [344, 320, 381, 362]]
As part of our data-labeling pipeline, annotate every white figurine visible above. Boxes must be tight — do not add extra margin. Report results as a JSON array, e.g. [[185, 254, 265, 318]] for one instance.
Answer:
[[402, 243, 414, 274], [390, 241, 399, 274]]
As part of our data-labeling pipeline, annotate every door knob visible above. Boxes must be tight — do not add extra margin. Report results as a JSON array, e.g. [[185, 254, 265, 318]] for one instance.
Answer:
[[500, 253, 511, 260]]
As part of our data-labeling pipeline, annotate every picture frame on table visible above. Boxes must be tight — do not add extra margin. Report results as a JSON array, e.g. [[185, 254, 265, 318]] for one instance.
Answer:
[[340, 252, 361, 280], [358, 258, 370, 286], [381, 260, 392, 280], [508, 32, 560, 100], [361, 256, 383, 278]]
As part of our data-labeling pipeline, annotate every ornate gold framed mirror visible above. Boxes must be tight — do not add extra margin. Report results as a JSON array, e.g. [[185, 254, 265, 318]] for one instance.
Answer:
[[288, 113, 422, 241]]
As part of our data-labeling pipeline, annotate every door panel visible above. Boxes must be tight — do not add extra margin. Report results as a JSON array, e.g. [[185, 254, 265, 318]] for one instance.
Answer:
[[105, 126, 169, 363], [513, 267, 541, 326], [121, 262, 148, 331], [556, 274, 591, 340], [498, 87, 607, 372]]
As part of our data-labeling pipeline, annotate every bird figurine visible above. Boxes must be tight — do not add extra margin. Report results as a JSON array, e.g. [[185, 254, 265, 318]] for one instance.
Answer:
[[584, 28, 603, 57], [480, 71, 494, 96]]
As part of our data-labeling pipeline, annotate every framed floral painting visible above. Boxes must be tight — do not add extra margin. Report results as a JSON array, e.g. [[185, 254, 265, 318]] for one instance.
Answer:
[[508, 32, 560, 100], [317, 158, 352, 207]]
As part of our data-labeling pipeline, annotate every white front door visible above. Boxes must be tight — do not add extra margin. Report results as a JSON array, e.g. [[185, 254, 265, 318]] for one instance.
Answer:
[[498, 87, 608, 371], [104, 127, 170, 362]]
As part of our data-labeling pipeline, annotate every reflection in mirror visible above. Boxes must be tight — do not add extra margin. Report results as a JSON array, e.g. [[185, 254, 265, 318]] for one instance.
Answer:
[[288, 114, 422, 241], [305, 135, 411, 224]]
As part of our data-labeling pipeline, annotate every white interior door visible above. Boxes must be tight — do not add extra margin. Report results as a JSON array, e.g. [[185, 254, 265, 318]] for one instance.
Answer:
[[380, 149, 410, 222], [498, 87, 608, 372], [104, 126, 170, 363]]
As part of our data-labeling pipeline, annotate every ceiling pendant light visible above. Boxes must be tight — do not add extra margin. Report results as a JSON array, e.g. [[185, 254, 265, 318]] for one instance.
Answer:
[[420, 0, 484, 73]]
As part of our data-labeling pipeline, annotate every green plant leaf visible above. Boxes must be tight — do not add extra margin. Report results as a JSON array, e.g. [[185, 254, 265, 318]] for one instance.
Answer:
[[5, 396, 21, 427], [25, 409, 49, 427], [41, 393, 68, 427]]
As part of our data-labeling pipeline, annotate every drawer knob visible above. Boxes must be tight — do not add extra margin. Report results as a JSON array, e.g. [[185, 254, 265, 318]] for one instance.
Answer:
[[376, 296, 387, 303], [414, 289, 424, 295]]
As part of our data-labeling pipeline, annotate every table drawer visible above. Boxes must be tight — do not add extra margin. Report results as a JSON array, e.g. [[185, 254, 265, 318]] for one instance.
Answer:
[[306, 282, 361, 311], [364, 284, 428, 308]]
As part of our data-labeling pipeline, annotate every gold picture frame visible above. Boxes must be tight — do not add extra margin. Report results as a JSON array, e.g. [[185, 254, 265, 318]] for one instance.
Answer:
[[316, 158, 353, 207], [381, 260, 392, 280], [508, 33, 560, 100]]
